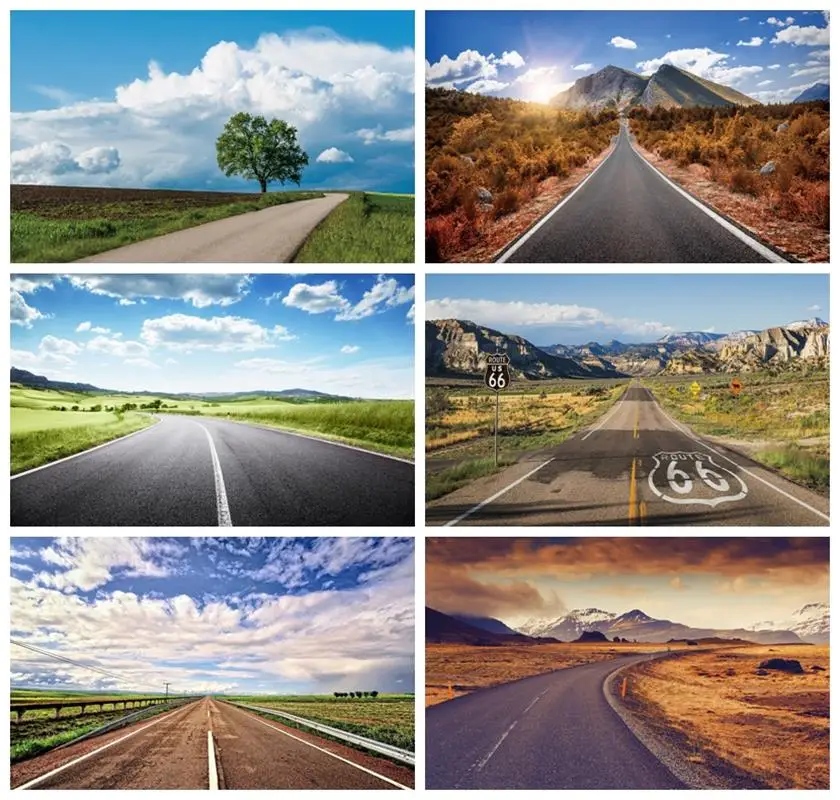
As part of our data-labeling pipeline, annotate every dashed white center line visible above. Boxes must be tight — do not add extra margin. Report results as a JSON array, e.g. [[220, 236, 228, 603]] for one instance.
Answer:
[[194, 422, 232, 527], [476, 720, 518, 771]]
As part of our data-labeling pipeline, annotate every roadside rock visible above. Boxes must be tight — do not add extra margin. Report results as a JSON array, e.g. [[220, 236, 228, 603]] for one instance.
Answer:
[[776, 122, 789, 133], [759, 161, 776, 176], [476, 186, 493, 204], [758, 658, 804, 674], [811, 665, 826, 672], [755, 669, 769, 676]]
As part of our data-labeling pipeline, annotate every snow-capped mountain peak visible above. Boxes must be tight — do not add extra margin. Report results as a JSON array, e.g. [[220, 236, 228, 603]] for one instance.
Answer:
[[786, 317, 828, 331]]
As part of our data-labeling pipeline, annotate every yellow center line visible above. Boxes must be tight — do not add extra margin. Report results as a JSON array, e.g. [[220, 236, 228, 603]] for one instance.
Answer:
[[628, 457, 638, 524]]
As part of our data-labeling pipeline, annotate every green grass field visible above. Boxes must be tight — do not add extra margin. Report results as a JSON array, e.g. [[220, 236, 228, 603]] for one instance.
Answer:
[[12, 189, 323, 263], [10, 689, 173, 763], [294, 193, 414, 263], [225, 694, 414, 751], [644, 372, 829, 492], [10, 385, 414, 471]]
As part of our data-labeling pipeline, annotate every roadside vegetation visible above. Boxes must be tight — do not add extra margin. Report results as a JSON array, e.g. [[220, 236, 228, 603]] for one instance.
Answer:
[[425, 88, 618, 260], [426, 642, 689, 707], [10, 689, 174, 763], [645, 373, 829, 492], [294, 192, 414, 263], [10, 385, 414, 469], [224, 694, 414, 751], [425, 380, 626, 500], [11, 185, 323, 262], [629, 102, 829, 230], [623, 644, 828, 789]]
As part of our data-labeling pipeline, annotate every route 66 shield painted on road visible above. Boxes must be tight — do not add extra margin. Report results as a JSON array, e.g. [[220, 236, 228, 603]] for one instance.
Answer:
[[647, 451, 748, 507]]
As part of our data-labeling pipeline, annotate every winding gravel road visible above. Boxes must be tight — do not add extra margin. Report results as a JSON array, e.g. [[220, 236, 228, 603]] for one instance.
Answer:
[[11, 415, 414, 526], [78, 193, 348, 263], [499, 123, 784, 263], [427, 383, 828, 527], [426, 654, 683, 790]]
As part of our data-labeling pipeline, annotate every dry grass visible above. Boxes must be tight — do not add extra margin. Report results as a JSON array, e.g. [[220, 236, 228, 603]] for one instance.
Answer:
[[426, 88, 618, 261], [426, 642, 685, 707], [625, 644, 829, 789]]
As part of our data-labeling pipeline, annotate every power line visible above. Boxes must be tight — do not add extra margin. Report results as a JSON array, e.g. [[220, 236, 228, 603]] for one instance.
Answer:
[[11, 639, 168, 694]]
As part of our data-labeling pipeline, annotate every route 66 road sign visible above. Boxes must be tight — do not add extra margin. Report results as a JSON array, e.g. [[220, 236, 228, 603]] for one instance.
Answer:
[[647, 451, 748, 508], [484, 353, 511, 392]]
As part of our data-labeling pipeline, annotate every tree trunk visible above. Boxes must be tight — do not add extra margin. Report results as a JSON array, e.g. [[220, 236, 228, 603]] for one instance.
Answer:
[[259, 179, 267, 193]]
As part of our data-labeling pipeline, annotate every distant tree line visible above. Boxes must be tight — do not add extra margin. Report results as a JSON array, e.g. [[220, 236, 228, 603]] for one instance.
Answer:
[[333, 690, 379, 699], [49, 399, 178, 414]]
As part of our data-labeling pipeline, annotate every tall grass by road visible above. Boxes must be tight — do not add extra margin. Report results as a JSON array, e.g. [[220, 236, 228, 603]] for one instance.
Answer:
[[11, 409, 154, 474], [294, 193, 414, 263], [645, 374, 829, 492], [12, 189, 323, 262], [170, 399, 415, 460]]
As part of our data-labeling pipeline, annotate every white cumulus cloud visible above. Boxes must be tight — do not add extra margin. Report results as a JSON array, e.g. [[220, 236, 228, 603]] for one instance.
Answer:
[[737, 37, 764, 47], [771, 24, 830, 46], [608, 36, 637, 50], [316, 147, 354, 164]]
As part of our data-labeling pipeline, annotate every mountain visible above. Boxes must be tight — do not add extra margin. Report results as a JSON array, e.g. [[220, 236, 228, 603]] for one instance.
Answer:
[[10, 367, 104, 394], [426, 319, 620, 380], [749, 602, 829, 644], [10, 368, 347, 401], [516, 607, 802, 644], [426, 607, 552, 645], [793, 83, 829, 103], [551, 63, 758, 111], [452, 614, 520, 636], [551, 65, 647, 111], [430, 318, 829, 381]]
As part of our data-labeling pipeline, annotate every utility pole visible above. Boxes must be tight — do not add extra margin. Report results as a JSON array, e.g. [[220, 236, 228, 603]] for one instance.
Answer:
[[164, 682, 171, 701]]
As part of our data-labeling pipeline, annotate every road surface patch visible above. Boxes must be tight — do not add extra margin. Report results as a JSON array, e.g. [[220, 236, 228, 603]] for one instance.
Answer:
[[193, 421, 232, 527], [239, 711, 411, 790], [496, 138, 618, 263], [632, 143, 785, 263]]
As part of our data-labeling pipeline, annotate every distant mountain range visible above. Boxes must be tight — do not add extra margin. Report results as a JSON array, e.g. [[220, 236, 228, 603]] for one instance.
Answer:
[[550, 64, 758, 111], [426, 317, 829, 379], [10, 367, 346, 401], [427, 605, 826, 645], [793, 82, 829, 103], [517, 604, 827, 645]]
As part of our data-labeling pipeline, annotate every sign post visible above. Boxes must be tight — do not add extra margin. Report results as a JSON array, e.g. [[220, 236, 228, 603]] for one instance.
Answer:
[[484, 353, 511, 467]]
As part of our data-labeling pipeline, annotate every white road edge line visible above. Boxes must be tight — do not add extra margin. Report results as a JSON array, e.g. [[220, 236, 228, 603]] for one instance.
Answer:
[[496, 137, 619, 263], [581, 393, 628, 441], [652, 396, 829, 522], [14, 699, 193, 790], [11, 415, 162, 481], [194, 422, 233, 527], [629, 133, 785, 263], [476, 720, 518, 771], [239, 708, 411, 790], [444, 458, 555, 527], [197, 416, 414, 465], [208, 731, 219, 791]]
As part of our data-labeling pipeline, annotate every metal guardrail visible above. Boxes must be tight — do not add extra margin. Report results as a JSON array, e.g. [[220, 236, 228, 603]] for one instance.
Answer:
[[52, 697, 199, 751], [225, 701, 415, 766]]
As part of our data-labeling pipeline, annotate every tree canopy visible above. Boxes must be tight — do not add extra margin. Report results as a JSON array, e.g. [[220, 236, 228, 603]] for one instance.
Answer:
[[216, 112, 309, 192]]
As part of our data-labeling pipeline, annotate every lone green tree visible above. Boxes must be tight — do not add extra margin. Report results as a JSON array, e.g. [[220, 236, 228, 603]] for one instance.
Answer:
[[216, 112, 308, 193]]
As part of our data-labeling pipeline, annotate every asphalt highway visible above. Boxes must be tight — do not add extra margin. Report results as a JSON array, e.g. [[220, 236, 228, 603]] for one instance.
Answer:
[[11, 415, 414, 526], [500, 123, 780, 263], [426, 654, 683, 789], [13, 697, 412, 790], [79, 193, 348, 263], [427, 384, 828, 527]]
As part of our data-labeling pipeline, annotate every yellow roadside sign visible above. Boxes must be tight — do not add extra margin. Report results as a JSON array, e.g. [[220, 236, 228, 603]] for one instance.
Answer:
[[730, 377, 743, 397], [690, 381, 701, 397]]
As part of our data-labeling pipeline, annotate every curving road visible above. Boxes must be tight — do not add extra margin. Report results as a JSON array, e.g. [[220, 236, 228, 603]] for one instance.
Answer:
[[13, 697, 412, 790], [498, 123, 783, 263], [11, 415, 414, 527], [78, 193, 348, 263], [427, 383, 828, 527], [426, 654, 683, 790]]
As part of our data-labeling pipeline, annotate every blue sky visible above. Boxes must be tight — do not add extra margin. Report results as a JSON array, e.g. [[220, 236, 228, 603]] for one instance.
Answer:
[[11, 11, 414, 192], [11, 537, 414, 695], [426, 274, 829, 344], [426, 11, 830, 103], [11, 274, 415, 397]]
